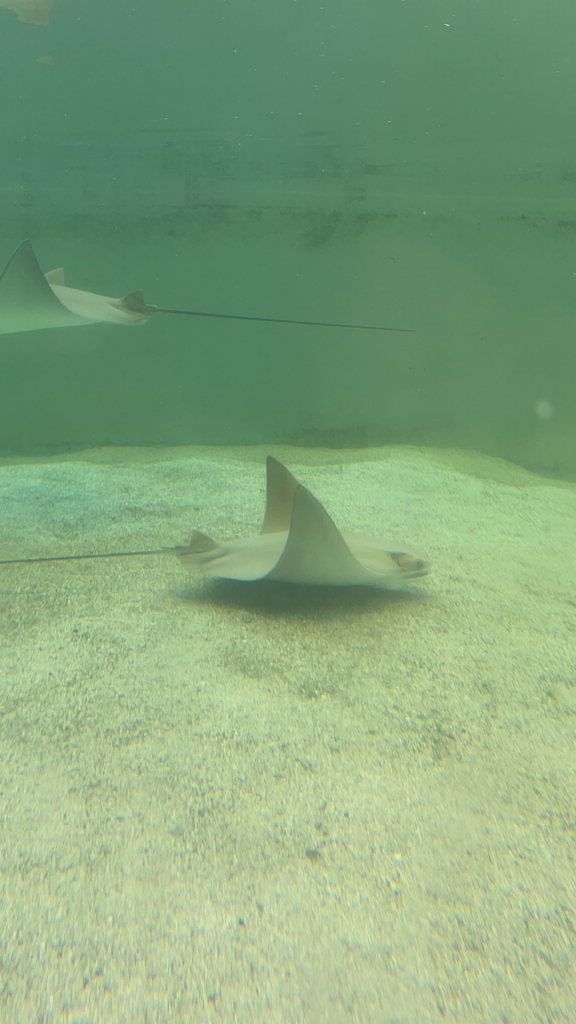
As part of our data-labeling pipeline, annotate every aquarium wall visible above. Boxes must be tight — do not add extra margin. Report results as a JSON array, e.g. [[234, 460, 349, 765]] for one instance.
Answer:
[[1, 0, 575, 477]]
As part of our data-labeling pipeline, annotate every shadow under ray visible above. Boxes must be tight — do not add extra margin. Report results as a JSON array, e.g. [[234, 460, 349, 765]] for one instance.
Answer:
[[176, 577, 427, 620]]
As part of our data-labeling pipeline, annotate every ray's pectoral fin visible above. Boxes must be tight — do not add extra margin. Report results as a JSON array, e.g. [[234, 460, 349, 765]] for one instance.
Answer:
[[268, 484, 367, 586], [0, 239, 88, 335], [260, 456, 299, 534]]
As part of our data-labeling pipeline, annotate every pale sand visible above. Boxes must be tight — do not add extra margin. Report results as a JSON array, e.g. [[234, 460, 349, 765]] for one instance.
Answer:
[[0, 445, 575, 1023]]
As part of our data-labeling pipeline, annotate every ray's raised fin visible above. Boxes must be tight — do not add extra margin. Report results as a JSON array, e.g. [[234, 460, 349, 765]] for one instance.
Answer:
[[0, 239, 87, 335], [0, 240, 150, 335], [268, 482, 368, 586], [260, 456, 299, 534]]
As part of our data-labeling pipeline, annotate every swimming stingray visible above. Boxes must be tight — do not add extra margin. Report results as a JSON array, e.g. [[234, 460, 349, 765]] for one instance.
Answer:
[[0, 240, 414, 337], [0, 0, 52, 24], [174, 457, 429, 588], [0, 458, 430, 590]]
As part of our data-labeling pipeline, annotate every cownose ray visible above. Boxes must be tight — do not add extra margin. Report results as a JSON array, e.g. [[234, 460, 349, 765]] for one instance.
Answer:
[[0, 240, 415, 337], [0, 0, 52, 24], [0, 240, 149, 334], [174, 457, 429, 588], [0, 457, 430, 590]]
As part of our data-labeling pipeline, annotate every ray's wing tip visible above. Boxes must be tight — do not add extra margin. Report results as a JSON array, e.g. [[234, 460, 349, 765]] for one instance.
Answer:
[[7, 239, 33, 261], [260, 455, 299, 535]]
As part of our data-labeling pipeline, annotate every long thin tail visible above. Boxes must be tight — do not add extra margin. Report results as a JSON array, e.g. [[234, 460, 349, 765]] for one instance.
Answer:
[[0, 549, 168, 566], [121, 292, 414, 334], [153, 306, 415, 333]]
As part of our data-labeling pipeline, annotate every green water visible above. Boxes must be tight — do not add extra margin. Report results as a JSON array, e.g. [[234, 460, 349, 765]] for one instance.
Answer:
[[1, 0, 575, 474], [1, 4, 576, 1023]]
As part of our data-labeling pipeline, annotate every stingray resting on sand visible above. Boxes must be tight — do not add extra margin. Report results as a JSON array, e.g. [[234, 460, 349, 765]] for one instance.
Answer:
[[0, 240, 414, 337], [0, 458, 430, 590], [0, 0, 52, 24]]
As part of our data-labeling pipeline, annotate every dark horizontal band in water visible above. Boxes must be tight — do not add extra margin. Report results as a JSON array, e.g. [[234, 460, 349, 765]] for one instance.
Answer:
[[154, 307, 415, 333], [0, 550, 167, 565]]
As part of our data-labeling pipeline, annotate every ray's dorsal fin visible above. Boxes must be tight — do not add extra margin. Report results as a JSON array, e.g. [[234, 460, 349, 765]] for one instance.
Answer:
[[173, 530, 218, 555], [268, 483, 364, 586], [260, 456, 299, 534], [45, 267, 65, 286], [121, 290, 157, 315]]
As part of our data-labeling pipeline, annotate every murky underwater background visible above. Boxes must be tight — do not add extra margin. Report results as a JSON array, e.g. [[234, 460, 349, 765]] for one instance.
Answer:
[[1, 2, 576, 1022], [1, 0, 576, 475]]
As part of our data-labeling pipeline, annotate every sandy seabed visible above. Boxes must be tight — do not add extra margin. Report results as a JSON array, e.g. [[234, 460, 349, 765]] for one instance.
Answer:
[[0, 444, 575, 1024]]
